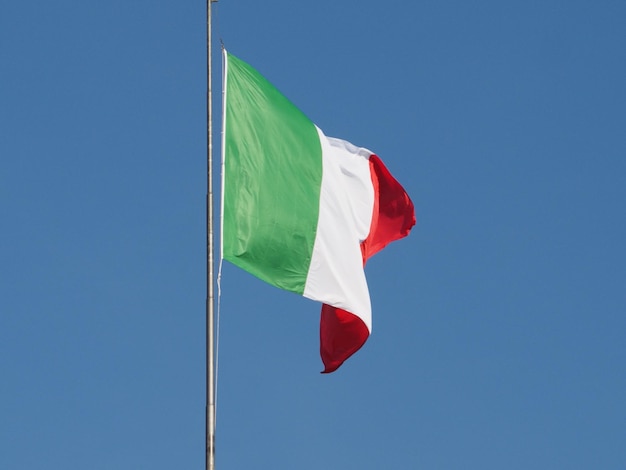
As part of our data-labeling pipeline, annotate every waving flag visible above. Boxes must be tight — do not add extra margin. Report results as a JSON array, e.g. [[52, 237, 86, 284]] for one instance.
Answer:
[[221, 51, 415, 372]]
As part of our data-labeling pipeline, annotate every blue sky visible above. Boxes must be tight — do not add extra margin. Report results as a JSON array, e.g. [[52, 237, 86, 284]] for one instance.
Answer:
[[2, 1, 625, 469]]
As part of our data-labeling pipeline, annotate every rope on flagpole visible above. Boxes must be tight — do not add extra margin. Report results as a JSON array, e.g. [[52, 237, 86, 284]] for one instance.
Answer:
[[214, 40, 226, 430]]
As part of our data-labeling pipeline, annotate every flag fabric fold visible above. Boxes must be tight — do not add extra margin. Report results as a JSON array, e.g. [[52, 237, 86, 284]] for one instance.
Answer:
[[221, 50, 415, 372]]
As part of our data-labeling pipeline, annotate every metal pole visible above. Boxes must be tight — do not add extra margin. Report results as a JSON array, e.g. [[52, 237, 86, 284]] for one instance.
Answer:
[[206, 1, 216, 469]]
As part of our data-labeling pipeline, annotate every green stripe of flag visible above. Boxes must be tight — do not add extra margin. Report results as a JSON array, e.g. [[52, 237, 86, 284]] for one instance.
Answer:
[[223, 52, 323, 294]]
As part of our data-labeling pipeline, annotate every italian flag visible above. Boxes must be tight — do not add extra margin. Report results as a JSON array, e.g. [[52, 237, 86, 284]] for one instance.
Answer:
[[221, 51, 415, 373]]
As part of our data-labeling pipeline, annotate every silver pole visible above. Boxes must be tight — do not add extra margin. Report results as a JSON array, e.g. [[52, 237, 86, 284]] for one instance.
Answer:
[[206, 0, 216, 469]]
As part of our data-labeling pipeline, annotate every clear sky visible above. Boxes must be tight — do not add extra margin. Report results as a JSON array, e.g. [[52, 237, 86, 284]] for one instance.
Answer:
[[2, 1, 625, 469]]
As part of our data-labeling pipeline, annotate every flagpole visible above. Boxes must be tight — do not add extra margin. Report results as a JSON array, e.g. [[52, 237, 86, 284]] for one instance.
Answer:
[[206, 0, 217, 469]]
